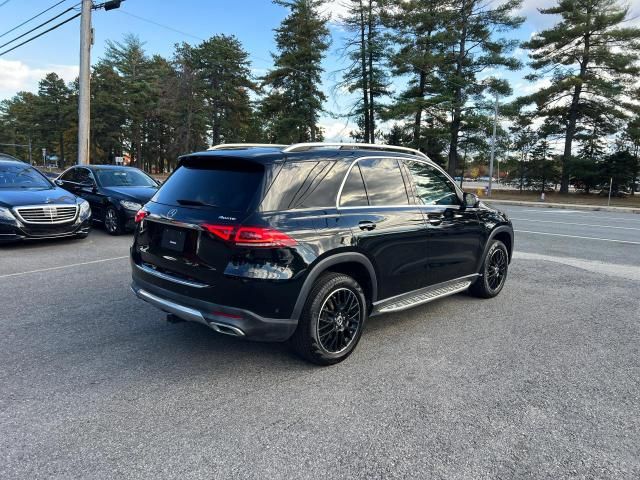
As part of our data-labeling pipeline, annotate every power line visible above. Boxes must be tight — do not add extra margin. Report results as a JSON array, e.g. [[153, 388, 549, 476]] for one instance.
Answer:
[[0, 3, 79, 50], [0, 1, 68, 39], [0, 1, 13, 8], [117, 9, 205, 42], [0, 12, 81, 57]]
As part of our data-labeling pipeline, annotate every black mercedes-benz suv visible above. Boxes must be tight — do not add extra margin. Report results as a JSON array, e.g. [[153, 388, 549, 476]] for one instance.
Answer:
[[130, 143, 513, 365], [0, 158, 91, 243]]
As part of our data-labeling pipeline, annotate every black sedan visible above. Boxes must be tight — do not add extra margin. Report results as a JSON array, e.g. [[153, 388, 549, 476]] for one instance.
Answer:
[[0, 159, 91, 243], [56, 165, 159, 235]]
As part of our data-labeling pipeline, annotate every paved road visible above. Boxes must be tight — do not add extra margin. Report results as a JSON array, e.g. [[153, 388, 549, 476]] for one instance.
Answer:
[[1, 207, 639, 479]]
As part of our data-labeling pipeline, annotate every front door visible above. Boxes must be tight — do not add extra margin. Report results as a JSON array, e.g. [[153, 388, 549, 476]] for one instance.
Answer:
[[402, 160, 484, 285]]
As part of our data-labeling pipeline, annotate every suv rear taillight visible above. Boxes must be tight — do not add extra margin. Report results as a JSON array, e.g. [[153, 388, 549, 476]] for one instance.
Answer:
[[135, 209, 149, 223], [202, 224, 296, 247]]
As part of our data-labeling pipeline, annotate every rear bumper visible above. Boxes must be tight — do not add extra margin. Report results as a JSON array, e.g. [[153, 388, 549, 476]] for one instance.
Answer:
[[131, 275, 298, 342]]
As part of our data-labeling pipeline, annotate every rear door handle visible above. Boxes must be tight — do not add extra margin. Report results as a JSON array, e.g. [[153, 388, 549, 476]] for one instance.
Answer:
[[427, 214, 443, 226], [359, 221, 376, 231]]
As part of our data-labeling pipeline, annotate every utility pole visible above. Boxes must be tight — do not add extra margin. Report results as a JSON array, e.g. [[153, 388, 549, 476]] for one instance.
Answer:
[[77, 0, 92, 165], [487, 95, 499, 197]]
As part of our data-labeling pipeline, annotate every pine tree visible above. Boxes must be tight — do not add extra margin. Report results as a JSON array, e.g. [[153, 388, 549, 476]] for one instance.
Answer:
[[522, 0, 640, 193], [103, 34, 152, 167], [383, 0, 449, 154], [261, 0, 330, 143], [192, 35, 257, 145], [338, 0, 388, 143], [443, 0, 524, 176], [36, 73, 73, 166]]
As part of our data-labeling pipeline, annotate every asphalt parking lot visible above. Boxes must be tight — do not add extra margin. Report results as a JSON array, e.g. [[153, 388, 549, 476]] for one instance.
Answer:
[[1, 205, 639, 479]]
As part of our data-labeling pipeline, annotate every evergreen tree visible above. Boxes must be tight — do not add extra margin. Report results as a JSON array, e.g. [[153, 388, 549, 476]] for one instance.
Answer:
[[261, 0, 330, 143], [383, 0, 449, 154], [192, 35, 257, 145], [521, 0, 640, 193], [36, 73, 73, 166], [443, 0, 524, 176], [103, 34, 152, 167], [338, 0, 388, 143]]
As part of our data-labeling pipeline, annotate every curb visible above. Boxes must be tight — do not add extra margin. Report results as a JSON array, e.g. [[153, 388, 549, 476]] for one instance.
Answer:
[[481, 199, 640, 214]]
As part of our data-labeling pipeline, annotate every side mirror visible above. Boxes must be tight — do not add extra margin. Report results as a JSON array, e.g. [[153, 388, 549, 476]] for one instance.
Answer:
[[463, 192, 480, 208], [54, 179, 63, 186]]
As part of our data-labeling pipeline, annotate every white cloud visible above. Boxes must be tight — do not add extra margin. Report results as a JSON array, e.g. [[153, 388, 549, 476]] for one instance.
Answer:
[[319, 118, 353, 142], [321, 0, 350, 23], [0, 59, 78, 100], [515, 77, 551, 95]]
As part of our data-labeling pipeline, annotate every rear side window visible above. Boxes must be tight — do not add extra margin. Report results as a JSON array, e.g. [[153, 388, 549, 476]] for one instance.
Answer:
[[358, 158, 409, 206], [339, 163, 368, 207], [260, 160, 349, 211], [152, 158, 264, 212], [404, 160, 460, 206]]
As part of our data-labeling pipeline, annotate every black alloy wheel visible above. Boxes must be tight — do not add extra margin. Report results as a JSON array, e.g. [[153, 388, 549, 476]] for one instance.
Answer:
[[317, 287, 362, 354], [469, 239, 509, 298], [290, 272, 367, 365]]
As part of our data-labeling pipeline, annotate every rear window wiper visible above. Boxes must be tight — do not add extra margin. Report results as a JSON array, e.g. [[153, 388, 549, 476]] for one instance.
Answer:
[[176, 199, 218, 208]]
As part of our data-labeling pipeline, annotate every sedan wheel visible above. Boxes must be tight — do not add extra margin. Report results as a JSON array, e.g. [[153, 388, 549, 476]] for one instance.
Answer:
[[104, 207, 121, 235]]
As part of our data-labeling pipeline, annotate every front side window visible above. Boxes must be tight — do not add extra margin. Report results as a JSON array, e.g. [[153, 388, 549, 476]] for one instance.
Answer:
[[404, 160, 460, 206], [0, 164, 51, 189], [76, 168, 93, 185], [95, 169, 156, 187], [358, 158, 409, 206], [60, 168, 78, 182]]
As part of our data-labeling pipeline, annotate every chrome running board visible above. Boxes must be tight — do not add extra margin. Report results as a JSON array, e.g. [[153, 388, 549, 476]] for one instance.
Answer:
[[371, 275, 478, 315]]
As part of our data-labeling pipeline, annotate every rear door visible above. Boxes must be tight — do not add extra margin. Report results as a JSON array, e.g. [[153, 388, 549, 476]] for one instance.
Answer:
[[339, 157, 428, 300], [402, 159, 484, 285]]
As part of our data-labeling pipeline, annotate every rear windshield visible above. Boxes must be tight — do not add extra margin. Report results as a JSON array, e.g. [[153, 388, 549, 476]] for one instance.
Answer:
[[152, 158, 264, 212], [0, 164, 51, 189]]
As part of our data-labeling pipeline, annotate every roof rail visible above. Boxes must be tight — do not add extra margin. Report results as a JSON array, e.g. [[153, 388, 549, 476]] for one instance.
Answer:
[[208, 143, 287, 151], [282, 142, 430, 160]]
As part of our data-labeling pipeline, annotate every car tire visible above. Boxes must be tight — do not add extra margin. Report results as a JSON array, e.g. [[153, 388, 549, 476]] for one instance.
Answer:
[[469, 239, 509, 298], [104, 206, 122, 235], [290, 272, 367, 366]]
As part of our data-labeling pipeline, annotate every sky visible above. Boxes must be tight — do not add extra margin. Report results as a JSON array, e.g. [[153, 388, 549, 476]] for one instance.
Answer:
[[1, 0, 639, 141]]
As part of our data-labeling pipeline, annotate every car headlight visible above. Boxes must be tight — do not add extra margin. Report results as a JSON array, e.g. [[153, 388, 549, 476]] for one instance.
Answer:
[[79, 200, 91, 220], [120, 200, 142, 211], [0, 206, 16, 221]]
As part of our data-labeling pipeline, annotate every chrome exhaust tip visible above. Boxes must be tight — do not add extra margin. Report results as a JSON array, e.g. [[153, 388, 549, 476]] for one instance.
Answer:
[[209, 322, 245, 337]]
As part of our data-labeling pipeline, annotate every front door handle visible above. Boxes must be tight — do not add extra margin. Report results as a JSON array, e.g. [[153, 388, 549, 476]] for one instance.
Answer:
[[358, 220, 376, 231], [427, 214, 443, 226]]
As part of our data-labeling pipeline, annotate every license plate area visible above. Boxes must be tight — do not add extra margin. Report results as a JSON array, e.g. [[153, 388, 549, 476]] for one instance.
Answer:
[[161, 227, 186, 252]]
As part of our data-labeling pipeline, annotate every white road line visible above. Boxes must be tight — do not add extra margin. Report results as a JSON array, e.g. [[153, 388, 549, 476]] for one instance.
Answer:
[[514, 251, 640, 281], [511, 218, 640, 231], [515, 230, 640, 245], [520, 209, 582, 214], [0, 256, 129, 279]]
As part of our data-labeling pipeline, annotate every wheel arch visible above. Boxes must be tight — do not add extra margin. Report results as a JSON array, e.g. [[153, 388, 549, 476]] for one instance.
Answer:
[[291, 252, 378, 321], [477, 225, 514, 272]]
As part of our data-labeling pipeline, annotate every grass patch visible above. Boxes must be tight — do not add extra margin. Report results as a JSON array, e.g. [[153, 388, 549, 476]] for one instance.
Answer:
[[469, 189, 640, 208]]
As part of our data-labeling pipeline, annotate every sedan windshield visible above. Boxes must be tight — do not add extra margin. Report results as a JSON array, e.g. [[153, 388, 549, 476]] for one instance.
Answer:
[[95, 169, 156, 187], [0, 164, 51, 189]]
